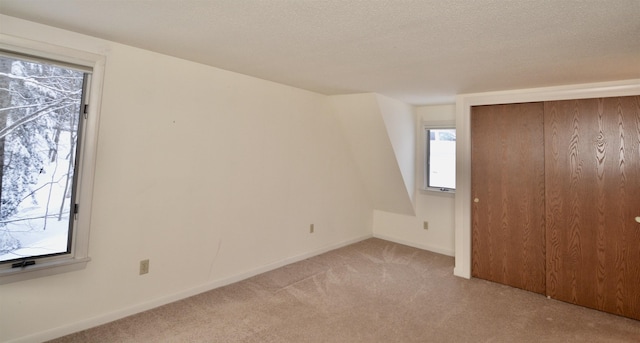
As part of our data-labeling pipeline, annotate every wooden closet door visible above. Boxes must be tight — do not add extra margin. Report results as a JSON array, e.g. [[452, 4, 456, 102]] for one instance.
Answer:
[[545, 96, 640, 320], [471, 103, 546, 294]]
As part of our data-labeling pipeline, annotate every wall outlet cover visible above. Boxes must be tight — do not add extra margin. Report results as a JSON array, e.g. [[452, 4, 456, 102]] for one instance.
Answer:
[[139, 259, 149, 275]]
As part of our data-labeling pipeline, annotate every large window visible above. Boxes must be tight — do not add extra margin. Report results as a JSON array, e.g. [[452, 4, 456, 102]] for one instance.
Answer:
[[425, 128, 456, 191], [0, 54, 86, 265], [0, 40, 102, 284]]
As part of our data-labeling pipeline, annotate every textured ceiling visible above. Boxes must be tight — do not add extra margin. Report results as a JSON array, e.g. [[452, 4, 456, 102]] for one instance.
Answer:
[[1, 0, 639, 105]]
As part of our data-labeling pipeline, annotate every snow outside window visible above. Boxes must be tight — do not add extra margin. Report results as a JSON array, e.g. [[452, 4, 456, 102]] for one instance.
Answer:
[[424, 128, 456, 191], [0, 42, 102, 284]]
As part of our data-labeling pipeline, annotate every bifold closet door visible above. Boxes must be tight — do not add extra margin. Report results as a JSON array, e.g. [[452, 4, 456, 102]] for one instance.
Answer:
[[471, 102, 546, 294], [545, 96, 640, 320]]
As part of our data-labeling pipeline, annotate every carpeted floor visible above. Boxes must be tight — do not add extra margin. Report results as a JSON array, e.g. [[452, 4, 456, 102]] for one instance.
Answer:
[[49, 238, 640, 342]]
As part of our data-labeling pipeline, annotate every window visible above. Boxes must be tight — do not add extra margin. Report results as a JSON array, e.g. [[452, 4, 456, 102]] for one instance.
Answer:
[[0, 39, 103, 284], [424, 127, 456, 191]]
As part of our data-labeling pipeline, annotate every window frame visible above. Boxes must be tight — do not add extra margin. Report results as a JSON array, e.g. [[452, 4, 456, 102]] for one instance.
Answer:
[[0, 35, 104, 284], [423, 121, 456, 193]]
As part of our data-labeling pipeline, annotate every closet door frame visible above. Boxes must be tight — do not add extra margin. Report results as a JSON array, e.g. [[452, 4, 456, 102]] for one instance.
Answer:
[[454, 79, 640, 279]]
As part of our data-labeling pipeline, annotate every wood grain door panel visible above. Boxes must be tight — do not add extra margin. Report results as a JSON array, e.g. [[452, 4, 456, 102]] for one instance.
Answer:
[[545, 96, 640, 320], [471, 102, 546, 294]]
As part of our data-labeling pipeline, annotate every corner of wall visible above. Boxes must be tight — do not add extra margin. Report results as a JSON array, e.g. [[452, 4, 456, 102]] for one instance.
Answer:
[[374, 94, 416, 207], [328, 93, 415, 216]]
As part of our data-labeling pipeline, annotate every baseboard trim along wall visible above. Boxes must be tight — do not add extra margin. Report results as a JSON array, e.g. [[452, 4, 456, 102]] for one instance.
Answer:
[[373, 233, 455, 257], [10, 234, 373, 343]]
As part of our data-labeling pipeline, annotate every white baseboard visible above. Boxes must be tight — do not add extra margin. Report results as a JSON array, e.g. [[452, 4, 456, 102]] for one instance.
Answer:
[[9, 234, 373, 343], [373, 233, 455, 257]]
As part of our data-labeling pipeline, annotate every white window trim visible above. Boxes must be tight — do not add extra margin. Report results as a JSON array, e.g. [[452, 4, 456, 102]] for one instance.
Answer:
[[422, 120, 456, 194], [0, 35, 105, 284]]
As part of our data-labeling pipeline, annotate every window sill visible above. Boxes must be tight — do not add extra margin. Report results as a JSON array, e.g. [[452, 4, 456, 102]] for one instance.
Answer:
[[0, 257, 90, 285], [421, 187, 456, 195]]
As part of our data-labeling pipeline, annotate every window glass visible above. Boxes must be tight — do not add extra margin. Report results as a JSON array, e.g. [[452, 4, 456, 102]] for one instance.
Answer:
[[0, 55, 86, 264], [426, 128, 456, 190]]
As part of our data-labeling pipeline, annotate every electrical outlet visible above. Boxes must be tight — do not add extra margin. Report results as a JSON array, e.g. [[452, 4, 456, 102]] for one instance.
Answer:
[[423, 221, 429, 230], [139, 259, 149, 275], [310, 224, 314, 233]]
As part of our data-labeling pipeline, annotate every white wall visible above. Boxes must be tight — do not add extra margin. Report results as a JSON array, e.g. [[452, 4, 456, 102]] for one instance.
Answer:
[[376, 94, 416, 205], [329, 94, 415, 216], [373, 104, 455, 256], [0, 16, 372, 342]]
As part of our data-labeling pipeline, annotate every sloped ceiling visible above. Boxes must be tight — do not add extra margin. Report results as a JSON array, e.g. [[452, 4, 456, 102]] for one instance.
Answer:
[[0, 0, 638, 105]]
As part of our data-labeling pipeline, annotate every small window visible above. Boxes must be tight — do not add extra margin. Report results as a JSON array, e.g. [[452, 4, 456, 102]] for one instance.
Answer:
[[425, 128, 456, 191], [0, 41, 101, 284]]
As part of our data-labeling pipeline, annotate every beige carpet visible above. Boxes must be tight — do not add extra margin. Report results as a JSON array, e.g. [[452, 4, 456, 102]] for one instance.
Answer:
[[49, 238, 640, 342]]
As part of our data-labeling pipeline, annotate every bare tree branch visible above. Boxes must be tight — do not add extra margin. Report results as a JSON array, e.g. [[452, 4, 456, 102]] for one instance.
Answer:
[[0, 101, 73, 139], [0, 212, 68, 225], [16, 174, 69, 208], [0, 102, 61, 113], [0, 72, 83, 96]]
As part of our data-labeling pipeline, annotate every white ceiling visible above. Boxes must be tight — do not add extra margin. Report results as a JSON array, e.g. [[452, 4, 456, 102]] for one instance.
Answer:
[[1, 0, 638, 105]]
